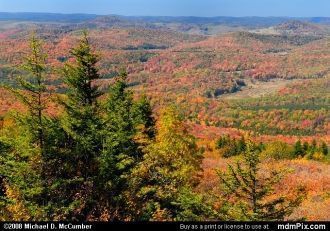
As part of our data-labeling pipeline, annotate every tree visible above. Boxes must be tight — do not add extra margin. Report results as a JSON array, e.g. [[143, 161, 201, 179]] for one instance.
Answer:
[[294, 140, 304, 157], [45, 31, 103, 220], [216, 135, 247, 158], [261, 141, 294, 160], [320, 142, 328, 156], [130, 106, 204, 221], [132, 94, 156, 141], [0, 128, 46, 220], [310, 139, 317, 154], [97, 72, 156, 221], [302, 141, 309, 153], [0, 34, 49, 221], [217, 142, 306, 221], [0, 138, 10, 220], [236, 136, 247, 154], [12, 34, 48, 153], [97, 71, 143, 220]]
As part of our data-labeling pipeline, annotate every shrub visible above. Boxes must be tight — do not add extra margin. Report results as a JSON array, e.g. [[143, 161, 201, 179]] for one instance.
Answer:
[[261, 141, 294, 160]]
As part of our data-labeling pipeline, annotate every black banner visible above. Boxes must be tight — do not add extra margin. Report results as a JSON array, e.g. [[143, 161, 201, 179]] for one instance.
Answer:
[[0, 222, 329, 231]]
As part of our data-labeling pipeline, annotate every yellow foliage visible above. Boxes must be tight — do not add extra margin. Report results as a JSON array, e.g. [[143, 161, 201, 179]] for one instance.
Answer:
[[312, 152, 325, 161], [3, 185, 31, 221]]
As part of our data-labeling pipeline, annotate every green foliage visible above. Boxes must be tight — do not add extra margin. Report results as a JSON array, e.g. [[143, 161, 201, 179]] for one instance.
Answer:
[[0, 34, 50, 221], [6, 33, 48, 151], [96, 71, 155, 220], [294, 140, 304, 157], [172, 188, 214, 221], [1, 30, 318, 222], [42, 32, 157, 221], [320, 142, 328, 156], [305, 140, 329, 161], [293, 140, 328, 159], [218, 142, 306, 221], [132, 94, 156, 140], [216, 135, 246, 158], [261, 141, 294, 160], [130, 106, 203, 221], [0, 126, 46, 220], [44, 31, 104, 220]]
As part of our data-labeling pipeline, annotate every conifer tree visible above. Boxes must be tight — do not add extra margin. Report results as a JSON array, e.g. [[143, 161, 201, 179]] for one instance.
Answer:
[[320, 142, 328, 156], [46, 31, 103, 220], [294, 140, 303, 157], [310, 139, 317, 154], [218, 142, 306, 221], [7, 34, 48, 153], [132, 94, 156, 141], [97, 71, 144, 220], [61, 30, 103, 178], [302, 141, 309, 153], [0, 34, 49, 220]]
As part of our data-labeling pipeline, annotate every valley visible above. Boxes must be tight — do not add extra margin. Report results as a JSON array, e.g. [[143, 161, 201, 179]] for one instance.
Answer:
[[0, 12, 329, 222]]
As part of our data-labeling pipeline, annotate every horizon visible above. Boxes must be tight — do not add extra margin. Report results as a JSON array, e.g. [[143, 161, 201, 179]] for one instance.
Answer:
[[0, 0, 329, 17], [0, 12, 329, 19]]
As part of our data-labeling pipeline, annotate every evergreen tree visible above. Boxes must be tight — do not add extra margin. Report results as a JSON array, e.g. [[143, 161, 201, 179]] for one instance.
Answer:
[[302, 141, 309, 153], [46, 31, 103, 220], [236, 136, 247, 154], [0, 34, 49, 220], [218, 142, 306, 221], [96, 71, 142, 220], [0, 127, 46, 220], [320, 142, 328, 156], [132, 94, 156, 141], [310, 139, 317, 154], [294, 140, 303, 157], [216, 135, 246, 158], [11, 34, 48, 152], [96, 71, 156, 220]]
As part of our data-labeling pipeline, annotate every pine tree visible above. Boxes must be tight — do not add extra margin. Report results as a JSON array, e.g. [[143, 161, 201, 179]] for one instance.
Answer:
[[310, 139, 317, 154], [12, 34, 48, 152], [294, 140, 303, 157], [61, 30, 102, 178], [236, 136, 246, 154], [132, 94, 156, 141], [96, 71, 145, 220], [0, 128, 46, 220], [0, 34, 49, 220], [46, 31, 103, 220], [218, 142, 306, 221], [320, 142, 328, 156], [303, 141, 309, 153]]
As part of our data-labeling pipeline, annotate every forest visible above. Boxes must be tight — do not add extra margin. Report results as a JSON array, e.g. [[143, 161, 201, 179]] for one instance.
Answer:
[[0, 13, 329, 221], [0, 31, 328, 222]]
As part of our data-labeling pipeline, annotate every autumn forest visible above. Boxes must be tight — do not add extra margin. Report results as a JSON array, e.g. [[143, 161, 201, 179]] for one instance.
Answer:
[[0, 13, 329, 222]]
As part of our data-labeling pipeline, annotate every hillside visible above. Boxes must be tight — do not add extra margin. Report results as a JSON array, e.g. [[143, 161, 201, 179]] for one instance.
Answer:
[[275, 20, 329, 36], [0, 25, 329, 140], [1, 13, 330, 35], [0, 13, 329, 223]]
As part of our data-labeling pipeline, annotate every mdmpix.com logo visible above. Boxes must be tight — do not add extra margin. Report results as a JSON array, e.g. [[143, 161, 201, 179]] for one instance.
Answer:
[[278, 223, 327, 230]]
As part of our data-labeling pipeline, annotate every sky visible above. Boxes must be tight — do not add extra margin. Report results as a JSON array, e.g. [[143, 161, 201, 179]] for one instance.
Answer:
[[0, 0, 329, 17]]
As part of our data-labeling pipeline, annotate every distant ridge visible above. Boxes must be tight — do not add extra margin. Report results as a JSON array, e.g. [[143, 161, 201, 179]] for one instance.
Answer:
[[1, 12, 330, 26], [0, 12, 98, 23], [275, 20, 327, 36]]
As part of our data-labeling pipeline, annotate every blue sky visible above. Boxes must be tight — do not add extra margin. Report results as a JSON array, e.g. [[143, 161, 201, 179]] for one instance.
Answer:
[[0, 0, 329, 17]]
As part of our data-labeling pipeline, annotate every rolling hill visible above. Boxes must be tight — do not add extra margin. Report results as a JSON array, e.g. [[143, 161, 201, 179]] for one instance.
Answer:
[[0, 13, 329, 141]]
